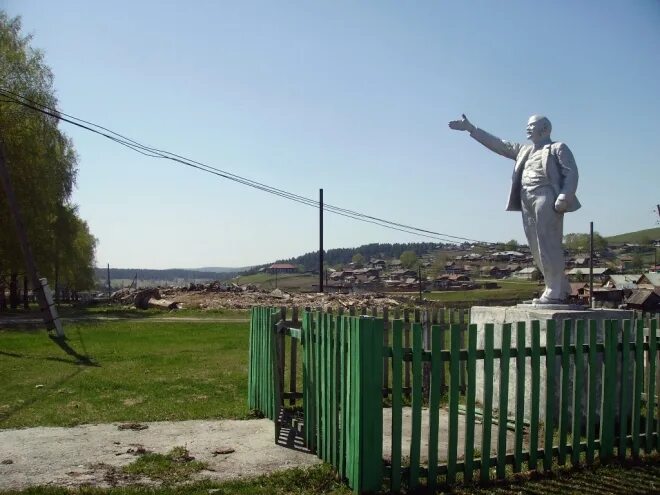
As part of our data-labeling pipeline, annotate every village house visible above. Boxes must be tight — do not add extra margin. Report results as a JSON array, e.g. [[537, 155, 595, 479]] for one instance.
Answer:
[[603, 274, 642, 290], [390, 269, 417, 281], [369, 259, 387, 269], [480, 266, 509, 279], [638, 272, 660, 289], [513, 266, 541, 281], [268, 263, 297, 274], [565, 267, 612, 282], [625, 288, 660, 311]]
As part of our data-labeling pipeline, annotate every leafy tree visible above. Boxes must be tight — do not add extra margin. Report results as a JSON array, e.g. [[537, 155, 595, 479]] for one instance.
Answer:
[[563, 232, 608, 253], [430, 252, 450, 277], [504, 239, 519, 251], [351, 253, 365, 268], [630, 253, 644, 271], [0, 13, 95, 305], [399, 250, 418, 269]]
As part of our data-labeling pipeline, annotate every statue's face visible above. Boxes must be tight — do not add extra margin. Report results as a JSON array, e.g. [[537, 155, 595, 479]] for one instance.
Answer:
[[526, 115, 550, 143]]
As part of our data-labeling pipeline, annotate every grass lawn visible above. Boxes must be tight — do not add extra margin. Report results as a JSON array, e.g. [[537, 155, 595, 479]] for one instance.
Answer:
[[0, 319, 251, 428], [233, 272, 318, 291], [407, 279, 542, 306]]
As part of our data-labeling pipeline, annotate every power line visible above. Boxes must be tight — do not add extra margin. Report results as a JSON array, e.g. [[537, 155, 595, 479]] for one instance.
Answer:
[[0, 87, 492, 245]]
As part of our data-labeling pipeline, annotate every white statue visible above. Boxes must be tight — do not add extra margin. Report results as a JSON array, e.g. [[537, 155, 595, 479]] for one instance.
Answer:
[[449, 114, 580, 304]]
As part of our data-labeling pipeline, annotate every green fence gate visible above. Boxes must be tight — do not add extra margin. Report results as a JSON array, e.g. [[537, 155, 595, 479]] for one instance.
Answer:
[[248, 306, 659, 493]]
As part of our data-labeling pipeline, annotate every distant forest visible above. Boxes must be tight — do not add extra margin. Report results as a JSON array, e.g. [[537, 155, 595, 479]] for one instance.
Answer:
[[274, 242, 454, 272], [95, 268, 237, 282]]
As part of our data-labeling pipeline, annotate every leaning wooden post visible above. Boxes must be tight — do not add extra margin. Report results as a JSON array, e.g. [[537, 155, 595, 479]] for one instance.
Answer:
[[0, 142, 63, 336]]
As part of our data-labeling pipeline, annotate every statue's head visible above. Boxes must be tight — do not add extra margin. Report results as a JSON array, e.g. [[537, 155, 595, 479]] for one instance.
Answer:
[[526, 115, 552, 144]]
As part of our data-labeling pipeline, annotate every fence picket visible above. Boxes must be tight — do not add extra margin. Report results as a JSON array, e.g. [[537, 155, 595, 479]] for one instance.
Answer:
[[480, 323, 495, 483], [390, 319, 403, 493], [514, 321, 526, 473], [408, 322, 423, 489], [558, 319, 572, 466], [619, 320, 632, 459], [496, 323, 512, 479], [338, 316, 346, 478], [529, 320, 541, 470], [572, 319, 585, 466], [632, 319, 644, 458], [464, 323, 478, 482], [543, 319, 556, 472], [646, 319, 657, 453], [586, 319, 598, 465], [428, 324, 442, 491], [447, 323, 461, 483], [600, 320, 617, 460]]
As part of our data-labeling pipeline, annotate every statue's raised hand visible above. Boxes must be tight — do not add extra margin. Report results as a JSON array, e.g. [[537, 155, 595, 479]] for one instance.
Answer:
[[448, 114, 475, 133]]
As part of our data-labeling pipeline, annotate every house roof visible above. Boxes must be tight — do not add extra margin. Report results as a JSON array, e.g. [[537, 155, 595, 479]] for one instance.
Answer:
[[606, 274, 642, 289], [640, 272, 660, 287], [566, 267, 611, 275], [269, 263, 297, 270], [518, 267, 539, 274], [626, 288, 660, 306]]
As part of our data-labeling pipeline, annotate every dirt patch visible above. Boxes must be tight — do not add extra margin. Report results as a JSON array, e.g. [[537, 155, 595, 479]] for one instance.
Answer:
[[0, 419, 319, 491]]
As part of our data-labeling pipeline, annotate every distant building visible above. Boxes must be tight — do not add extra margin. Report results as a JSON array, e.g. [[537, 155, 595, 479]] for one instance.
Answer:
[[638, 272, 660, 289], [625, 289, 660, 311], [268, 263, 297, 274], [513, 266, 541, 280], [604, 274, 642, 290], [566, 267, 612, 282]]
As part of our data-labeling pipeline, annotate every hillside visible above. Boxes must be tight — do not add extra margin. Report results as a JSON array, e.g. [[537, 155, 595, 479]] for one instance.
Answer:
[[95, 268, 237, 283], [277, 242, 457, 272], [605, 227, 660, 244]]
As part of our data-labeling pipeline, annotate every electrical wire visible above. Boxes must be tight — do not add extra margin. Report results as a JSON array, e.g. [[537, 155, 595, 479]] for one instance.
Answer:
[[0, 87, 493, 245]]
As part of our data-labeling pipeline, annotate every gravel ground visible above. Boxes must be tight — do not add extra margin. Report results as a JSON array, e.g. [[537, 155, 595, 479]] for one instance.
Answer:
[[0, 419, 320, 491]]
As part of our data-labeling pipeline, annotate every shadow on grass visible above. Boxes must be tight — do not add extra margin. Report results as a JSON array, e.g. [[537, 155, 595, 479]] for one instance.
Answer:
[[49, 335, 99, 367], [0, 366, 86, 425]]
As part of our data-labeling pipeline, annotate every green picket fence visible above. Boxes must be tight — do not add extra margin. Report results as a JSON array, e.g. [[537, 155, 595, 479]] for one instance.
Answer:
[[248, 307, 660, 493]]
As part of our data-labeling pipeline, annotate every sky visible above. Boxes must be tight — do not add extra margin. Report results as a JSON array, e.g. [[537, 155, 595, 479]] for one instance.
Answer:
[[2, 0, 659, 269]]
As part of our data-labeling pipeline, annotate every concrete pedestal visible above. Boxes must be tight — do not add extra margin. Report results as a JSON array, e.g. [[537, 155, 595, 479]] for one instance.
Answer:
[[470, 306, 634, 430]]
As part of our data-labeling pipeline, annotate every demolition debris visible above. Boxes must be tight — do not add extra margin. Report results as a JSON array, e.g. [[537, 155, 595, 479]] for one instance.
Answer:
[[110, 282, 408, 311]]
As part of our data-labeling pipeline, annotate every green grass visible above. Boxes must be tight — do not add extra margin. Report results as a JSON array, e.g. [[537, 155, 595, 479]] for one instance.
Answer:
[[3, 456, 659, 494], [2, 464, 352, 494], [605, 227, 660, 244], [57, 305, 249, 320], [0, 319, 251, 428], [416, 280, 541, 306], [122, 446, 207, 483], [233, 272, 318, 291]]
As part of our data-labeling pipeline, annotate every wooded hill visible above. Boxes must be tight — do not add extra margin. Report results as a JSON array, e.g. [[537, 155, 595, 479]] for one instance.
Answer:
[[274, 242, 454, 272], [96, 268, 237, 284]]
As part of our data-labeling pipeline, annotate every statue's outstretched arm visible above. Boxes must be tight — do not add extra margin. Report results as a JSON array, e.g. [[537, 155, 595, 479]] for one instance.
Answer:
[[449, 114, 521, 160]]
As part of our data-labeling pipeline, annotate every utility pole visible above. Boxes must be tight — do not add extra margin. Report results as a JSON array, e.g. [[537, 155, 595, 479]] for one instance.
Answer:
[[107, 263, 111, 301], [0, 142, 63, 336], [319, 188, 324, 293], [589, 222, 594, 308]]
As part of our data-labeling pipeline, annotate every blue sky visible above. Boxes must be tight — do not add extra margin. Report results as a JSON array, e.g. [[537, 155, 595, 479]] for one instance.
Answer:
[[3, 0, 659, 268]]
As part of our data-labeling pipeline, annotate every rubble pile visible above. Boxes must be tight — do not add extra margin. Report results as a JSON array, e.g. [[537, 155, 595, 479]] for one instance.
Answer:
[[171, 287, 407, 311], [110, 288, 182, 310], [111, 280, 413, 311]]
